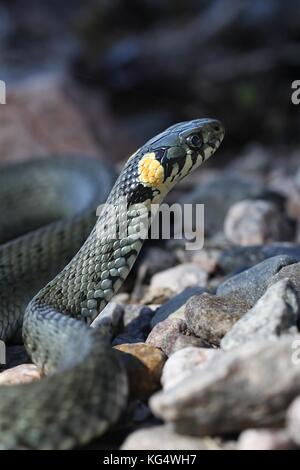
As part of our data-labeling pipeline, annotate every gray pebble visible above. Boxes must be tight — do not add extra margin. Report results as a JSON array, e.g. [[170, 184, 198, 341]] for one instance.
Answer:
[[221, 279, 299, 350], [217, 255, 297, 306]]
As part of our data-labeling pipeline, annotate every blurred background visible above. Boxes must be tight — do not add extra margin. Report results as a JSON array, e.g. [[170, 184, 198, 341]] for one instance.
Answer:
[[1, 0, 300, 247], [1, 0, 300, 159]]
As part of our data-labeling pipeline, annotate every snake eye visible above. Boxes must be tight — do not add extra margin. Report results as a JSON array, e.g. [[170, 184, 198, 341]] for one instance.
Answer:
[[186, 134, 203, 149]]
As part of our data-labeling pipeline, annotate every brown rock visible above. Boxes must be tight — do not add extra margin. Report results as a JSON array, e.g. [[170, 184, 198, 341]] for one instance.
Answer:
[[146, 318, 208, 356], [185, 292, 251, 346], [114, 342, 166, 400]]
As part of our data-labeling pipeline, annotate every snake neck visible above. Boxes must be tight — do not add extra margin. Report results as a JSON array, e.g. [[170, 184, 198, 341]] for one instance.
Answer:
[[31, 188, 167, 327]]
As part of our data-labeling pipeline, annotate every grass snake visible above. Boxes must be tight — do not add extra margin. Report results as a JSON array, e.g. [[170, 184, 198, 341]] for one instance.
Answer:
[[0, 118, 224, 449]]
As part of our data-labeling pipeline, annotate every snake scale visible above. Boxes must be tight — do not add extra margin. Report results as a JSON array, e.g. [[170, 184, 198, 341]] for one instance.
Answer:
[[0, 118, 224, 449]]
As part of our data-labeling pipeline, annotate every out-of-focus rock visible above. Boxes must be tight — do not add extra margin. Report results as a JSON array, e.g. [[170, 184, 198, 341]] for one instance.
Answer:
[[123, 400, 153, 426], [170, 335, 210, 354], [0, 74, 101, 164], [224, 199, 294, 245]]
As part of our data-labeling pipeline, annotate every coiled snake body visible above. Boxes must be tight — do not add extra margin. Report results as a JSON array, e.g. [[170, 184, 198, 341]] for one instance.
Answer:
[[0, 119, 224, 449]]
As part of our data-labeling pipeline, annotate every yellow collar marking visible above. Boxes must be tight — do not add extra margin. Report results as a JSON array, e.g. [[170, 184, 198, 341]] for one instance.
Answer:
[[138, 152, 165, 188]]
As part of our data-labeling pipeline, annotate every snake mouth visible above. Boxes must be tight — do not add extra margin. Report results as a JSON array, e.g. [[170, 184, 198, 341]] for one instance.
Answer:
[[208, 136, 221, 150], [207, 122, 225, 153]]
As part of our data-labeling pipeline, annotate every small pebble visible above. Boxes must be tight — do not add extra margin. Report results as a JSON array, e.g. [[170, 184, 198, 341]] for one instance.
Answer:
[[114, 342, 166, 400]]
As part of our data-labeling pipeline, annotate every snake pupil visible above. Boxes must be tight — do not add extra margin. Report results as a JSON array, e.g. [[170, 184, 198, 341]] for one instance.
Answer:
[[187, 134, 202, 149]]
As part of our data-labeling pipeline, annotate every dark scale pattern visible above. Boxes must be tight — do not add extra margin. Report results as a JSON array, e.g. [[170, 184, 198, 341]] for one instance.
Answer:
[[0, 119, 224, 448]]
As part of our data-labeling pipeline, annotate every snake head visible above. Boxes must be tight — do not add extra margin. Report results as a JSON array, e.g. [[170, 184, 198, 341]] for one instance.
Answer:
[[120, 118, 224, 205], [138, 118, 224, 191]]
